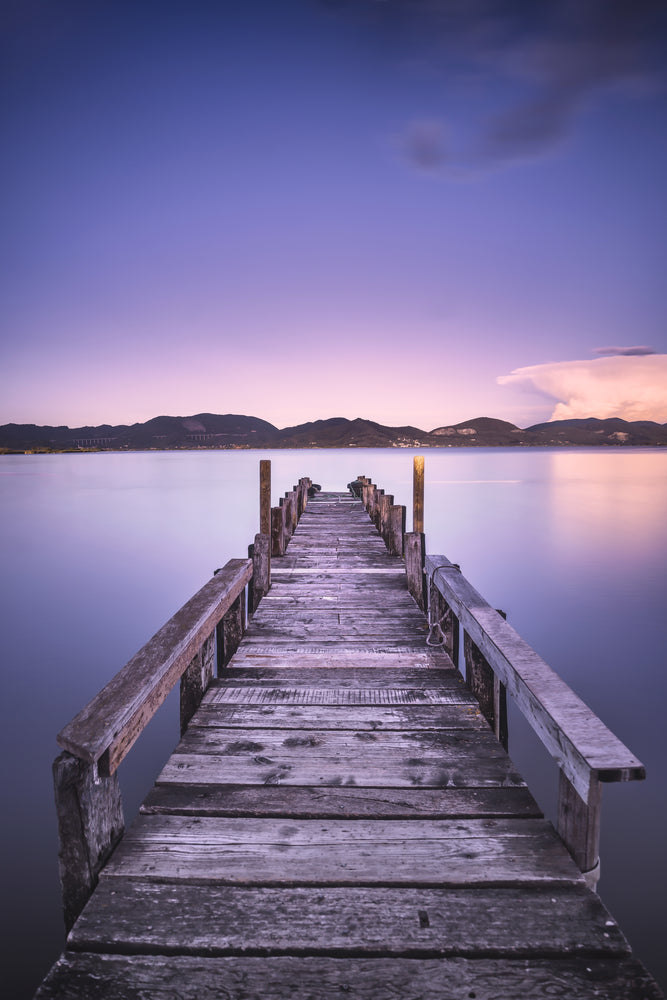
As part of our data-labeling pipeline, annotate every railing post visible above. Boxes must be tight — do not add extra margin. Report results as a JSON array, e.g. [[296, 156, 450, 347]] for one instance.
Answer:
[[464, 630, 496, 730], [217, 591, 246, 669], [558, 771, 602, 888], [53, 753, 124, 931], [428, 574, 459, 668], [462, 615, 508, 749], [181, 632, 216, 732]]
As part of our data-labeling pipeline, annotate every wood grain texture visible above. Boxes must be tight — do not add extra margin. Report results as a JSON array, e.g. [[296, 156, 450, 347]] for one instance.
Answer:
[[36, 953, 664, 1000], [140, 783, 542, 819], [100, 815, 581, 885], [69, 882, 629, 957]]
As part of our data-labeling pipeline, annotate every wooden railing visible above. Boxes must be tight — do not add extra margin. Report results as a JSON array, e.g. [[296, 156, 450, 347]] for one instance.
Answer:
[[53, 469, 311, 929], [353, 463, 646, 886]]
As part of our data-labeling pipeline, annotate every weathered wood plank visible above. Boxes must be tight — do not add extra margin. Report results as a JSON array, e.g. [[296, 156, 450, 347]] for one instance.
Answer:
[[214, 667, 464, 688], [190, 703, 488, 730], [100, 815, 582, 884], [174, 726, 509, 758], [141, 784, 542, 818], [57, 558, 252, 772], [203, 687, 475, 706], [156, 750, 525, 788], [36, 953, 664, 1000], [68, 882, 629, 957]]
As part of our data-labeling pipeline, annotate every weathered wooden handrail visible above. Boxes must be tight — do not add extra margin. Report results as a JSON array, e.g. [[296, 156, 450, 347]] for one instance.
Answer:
[[57, 557, 253, 775], [426, 552, 645, 879], [53, 466, 311, 929], [352, 467, 646, 883]]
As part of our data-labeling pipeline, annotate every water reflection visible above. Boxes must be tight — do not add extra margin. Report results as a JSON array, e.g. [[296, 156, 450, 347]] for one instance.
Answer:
[[1, 448, 665, 995]]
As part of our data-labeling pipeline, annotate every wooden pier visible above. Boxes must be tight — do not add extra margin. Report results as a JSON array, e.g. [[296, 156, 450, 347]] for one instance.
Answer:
[[36, 466, 663, 998]]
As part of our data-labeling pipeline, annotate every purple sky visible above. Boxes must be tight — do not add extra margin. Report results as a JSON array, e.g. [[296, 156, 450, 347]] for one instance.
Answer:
[[2, 0, 666, 430]]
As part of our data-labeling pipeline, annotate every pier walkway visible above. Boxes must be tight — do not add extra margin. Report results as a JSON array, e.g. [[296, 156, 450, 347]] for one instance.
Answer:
[[37, 488, 661, 998]]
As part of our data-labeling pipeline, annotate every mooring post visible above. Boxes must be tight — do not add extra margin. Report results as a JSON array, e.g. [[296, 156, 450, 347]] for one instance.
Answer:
[[260, 460, 271, 535], [405, 456, 427, 611], [388, 504, 406, 556], [271, 505, 286, 555], [250, 532, 270, 613], [413, 454, 424, 534]]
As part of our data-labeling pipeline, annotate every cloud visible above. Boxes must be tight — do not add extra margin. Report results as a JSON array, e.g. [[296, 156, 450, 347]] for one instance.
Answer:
[[402, 119, 448, 171], [334, 0, 667, 169], [497, 355, 667, 422], [593, 345, 657, 356]]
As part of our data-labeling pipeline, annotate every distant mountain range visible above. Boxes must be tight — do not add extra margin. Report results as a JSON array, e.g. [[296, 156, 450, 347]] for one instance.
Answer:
[[1, 414, 666, 452]]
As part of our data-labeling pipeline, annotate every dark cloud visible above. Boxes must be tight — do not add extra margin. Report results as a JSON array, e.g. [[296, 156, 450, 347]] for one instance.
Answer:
[[593, 346, 658, 356], [403, 119, 448, 170], [325, 0, 667, 169]]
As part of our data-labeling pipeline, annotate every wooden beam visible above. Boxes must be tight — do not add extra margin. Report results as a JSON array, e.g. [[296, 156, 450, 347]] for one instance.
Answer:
[[387, 504, 405, 557], [271, 505, 286, 556], [250, 532, 271, 613], [259, 460, 271, 536], [425, 554, 645, 802], [57, 559, 252, 773], [404, 531, 427, 612], [413, 455, 424, 533]]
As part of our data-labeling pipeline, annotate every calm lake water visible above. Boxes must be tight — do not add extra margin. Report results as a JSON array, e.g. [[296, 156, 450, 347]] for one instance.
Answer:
[[1, 448, 666, 996]]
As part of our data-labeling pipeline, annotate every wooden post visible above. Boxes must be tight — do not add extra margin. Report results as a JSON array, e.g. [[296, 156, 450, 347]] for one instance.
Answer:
[[388, 504, 406, 556], [271, 505, 285, 556], [413, 455, 424, 533], [428, 576, 459, 668], [404, 531, 427, 612], [462, 623, 508, 749], [380, 493, 393, 548], [464, 630, 495, 730], [362, 483, 373, 513], [250, 532, 270, 613], [259, 460, 271, 536], [180, 632, 215, 733], [282, 495, 294, 540], [373, 486, 384, 531], [557, 771, 601, 886], [53, 752, 124, 931], [217, 591, 246, 669]]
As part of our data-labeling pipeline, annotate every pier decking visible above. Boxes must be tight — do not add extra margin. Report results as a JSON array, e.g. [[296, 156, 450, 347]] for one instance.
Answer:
[[37, 486, 662, 998]]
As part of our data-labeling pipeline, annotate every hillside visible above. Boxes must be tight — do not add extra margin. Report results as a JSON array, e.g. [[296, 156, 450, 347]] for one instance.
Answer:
[[1, 414, 666, 452]]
